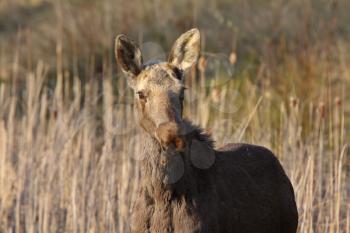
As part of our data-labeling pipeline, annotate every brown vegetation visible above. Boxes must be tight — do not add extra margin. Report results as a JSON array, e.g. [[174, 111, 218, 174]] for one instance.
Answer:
[[0, 0, 349, 232]]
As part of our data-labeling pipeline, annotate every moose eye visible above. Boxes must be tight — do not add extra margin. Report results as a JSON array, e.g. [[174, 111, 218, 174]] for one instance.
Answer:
[[137, 91, 147, 100], [173, 67, 183, 80]]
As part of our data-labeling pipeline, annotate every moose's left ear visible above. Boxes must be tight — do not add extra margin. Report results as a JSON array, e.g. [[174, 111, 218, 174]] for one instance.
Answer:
[[168, 28, 200, 71]]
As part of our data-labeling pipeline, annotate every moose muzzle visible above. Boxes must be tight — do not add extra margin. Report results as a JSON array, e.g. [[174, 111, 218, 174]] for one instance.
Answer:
[[155, 122, 185, 151]]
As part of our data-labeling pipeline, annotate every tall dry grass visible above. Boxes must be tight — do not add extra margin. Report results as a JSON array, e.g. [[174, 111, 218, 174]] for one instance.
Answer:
[[0, 48, 348, 233], [0, 0, 349, 232]]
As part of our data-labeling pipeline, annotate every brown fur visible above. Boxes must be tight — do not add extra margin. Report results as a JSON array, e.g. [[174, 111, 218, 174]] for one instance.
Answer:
[[130, 122, 298, 233], [115, 29, 298, 233]]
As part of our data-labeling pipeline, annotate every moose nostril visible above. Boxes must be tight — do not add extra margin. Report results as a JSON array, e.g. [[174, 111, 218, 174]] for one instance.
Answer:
[[174, 137, 185, 151], [155, 122, 185, 150]]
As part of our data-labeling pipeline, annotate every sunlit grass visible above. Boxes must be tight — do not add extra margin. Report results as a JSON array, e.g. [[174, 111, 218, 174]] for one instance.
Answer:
[[0, 0, 349, 232]]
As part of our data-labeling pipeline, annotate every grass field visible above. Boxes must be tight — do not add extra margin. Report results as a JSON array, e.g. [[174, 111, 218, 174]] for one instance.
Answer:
[[0, 0, 349, 232]]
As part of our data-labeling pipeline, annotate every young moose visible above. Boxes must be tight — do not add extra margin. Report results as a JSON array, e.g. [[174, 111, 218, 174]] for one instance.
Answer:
[[115, 29, 298, 233]]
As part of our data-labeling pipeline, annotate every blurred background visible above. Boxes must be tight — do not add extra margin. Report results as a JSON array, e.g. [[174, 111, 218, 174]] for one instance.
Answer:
[[0, 0, 349, 232]]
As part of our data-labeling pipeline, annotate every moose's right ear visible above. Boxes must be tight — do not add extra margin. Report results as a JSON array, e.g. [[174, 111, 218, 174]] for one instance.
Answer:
[[115, 35, 143, 79]]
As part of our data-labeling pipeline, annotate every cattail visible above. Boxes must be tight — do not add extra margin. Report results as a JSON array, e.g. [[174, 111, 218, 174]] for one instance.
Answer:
[[0, 68, 9, 81], [289, 97, 298, 109], [53, 109, 58, 119], [211, 88, 221, 103], [334, 97, 341, 107], [198, 56, 207, 72], [229, 52, 237, 65], [318, 102, 326, 119]]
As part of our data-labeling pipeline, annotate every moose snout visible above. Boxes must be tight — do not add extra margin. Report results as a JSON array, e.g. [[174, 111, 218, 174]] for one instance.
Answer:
[[155, 122, 185, 151]]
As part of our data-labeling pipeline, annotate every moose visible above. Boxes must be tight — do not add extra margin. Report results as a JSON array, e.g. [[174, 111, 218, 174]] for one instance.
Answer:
[[115, 28, 298, 233]]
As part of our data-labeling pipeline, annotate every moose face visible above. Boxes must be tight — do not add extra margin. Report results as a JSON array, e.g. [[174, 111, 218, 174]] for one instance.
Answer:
[[115, 29, 200, 150]]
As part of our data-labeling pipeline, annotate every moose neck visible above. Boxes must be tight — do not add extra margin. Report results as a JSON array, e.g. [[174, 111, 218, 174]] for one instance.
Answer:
[[138, 121, 209, 202]]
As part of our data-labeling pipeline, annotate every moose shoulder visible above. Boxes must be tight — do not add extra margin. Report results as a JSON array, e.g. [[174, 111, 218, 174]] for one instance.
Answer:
[[115, 28, 298, 233]]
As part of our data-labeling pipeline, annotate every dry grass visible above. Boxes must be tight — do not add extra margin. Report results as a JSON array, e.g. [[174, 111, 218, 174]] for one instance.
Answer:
[[0, 0, 349, 232]]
